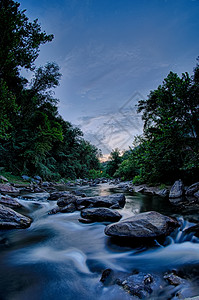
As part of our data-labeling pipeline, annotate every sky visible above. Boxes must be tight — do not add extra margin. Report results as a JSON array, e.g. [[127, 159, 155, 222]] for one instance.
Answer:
[[18, 0, 199, 157]]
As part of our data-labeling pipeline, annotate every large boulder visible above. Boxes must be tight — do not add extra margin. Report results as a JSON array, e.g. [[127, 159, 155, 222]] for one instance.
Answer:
[[81, 208, 122, 222], [76, 194, 125, 209], [0, 204, 31, 229], [0, 184, 20, 196], [104, 211, 179, 240], [0, 195, 22, 208], [169, 180, 184, 198]]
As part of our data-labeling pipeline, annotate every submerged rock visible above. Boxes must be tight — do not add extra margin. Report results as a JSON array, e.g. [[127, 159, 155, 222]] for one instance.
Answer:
[[0, 204, 31, 229], [104, 211, 179, 240], [81, 208, 122, 222], [76, 194, 126, 209], [169, 180, 184, 198]]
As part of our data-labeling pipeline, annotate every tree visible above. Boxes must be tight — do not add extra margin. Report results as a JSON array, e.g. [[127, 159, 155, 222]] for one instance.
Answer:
[[135, 64, 199, 184], [0, 0, 100, 180], [106, 149, 122, 177], [0, 0, 53, 91]]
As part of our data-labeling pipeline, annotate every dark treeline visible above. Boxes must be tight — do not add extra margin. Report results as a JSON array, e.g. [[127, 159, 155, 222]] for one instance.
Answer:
[[0, 0, 100, 180], [105, 61, 199, 185], [1, 0, 199, 184]]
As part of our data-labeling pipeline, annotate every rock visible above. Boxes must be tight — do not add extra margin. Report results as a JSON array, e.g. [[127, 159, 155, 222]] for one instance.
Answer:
[[57, 195, 77, 207], [81, 208, 122, 222], [0, 195, 21, 208], [71, 190, 86, 197], [78, 218, 93, 224], [76, 194, 126, 209], [0, 184, 20, 195], [169, 180, 184, 198], [121, 273, 155, 298], [100, 269, 115, 285], [60, 203, 76, 213], [48, 207, 60, 215], [0, 175, 8, 182], [185, 182, 199, 197], [34, 175, 42, 182], [21, 175, 31, 181], [48, 191, 70, 200], [164, 272, 185, 286], [33, 186, 45, 193], [0, 204, 31, 229], [104, 211, 179, 240], [156, 188, 169, 198]]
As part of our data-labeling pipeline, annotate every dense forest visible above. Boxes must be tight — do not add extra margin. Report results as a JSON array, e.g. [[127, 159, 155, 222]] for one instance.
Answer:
[[0, 0, 100, 180], [0, 0, 198, 184]]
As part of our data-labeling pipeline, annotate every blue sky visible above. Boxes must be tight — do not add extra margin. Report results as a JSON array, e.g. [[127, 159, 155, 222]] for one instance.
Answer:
[[18, 0, 199, 156]]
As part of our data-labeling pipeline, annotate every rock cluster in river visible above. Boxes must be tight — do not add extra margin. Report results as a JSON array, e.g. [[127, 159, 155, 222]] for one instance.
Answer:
[[100, 268, 192, 299], [48, 193, 125, 224]]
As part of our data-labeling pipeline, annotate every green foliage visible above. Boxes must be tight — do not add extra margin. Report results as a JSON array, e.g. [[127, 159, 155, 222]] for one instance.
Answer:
[[114, 151, 139, 180], [0, 0, 100, 180], [0, 79, 18, 139], [106, 148, 122, 177], [88, 169, 103, 179], [134, 64, 199, 184]]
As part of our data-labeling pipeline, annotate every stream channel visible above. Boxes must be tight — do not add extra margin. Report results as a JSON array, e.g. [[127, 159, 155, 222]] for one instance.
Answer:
[[0, 183, 199, 300]]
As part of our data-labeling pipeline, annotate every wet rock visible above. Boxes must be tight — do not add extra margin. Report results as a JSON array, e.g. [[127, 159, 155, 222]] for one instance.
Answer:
[[48, 207, 60, 215], [169, 180, 184, 198], [104, 211, 179, 240], [0, 204, 31, 229], [60, 203, 76, 213], [0, 195, 22, 208], [48, 191, 70, 200], [78, 218, 93, 224], [81, 208, 122, 222], [121, 273, 155, 298], [71, 190, 86, 197], [164, 272, 185, 286], [0, 184, 20, 196], [156, 188, 169, 198], [100, 269, 115, 285], [33, 186, 45, 193], [57, 195, 77, 207], [76, 194, 126, 209], [185, 182, 199, 197]]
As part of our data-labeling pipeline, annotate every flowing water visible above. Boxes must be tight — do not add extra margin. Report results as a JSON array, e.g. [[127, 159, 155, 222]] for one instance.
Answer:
[[0, 183, 199, 300]]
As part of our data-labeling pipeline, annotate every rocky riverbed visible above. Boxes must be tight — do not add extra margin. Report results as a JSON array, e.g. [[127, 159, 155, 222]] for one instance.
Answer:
[[1, 179, 199, 299]]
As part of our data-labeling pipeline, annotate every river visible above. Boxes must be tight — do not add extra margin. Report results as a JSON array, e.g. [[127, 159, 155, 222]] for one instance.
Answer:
[[0, 183, 199, 300]]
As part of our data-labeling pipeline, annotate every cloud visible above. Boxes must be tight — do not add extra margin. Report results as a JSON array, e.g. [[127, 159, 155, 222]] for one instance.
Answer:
[[78, 98, 143, 154]]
